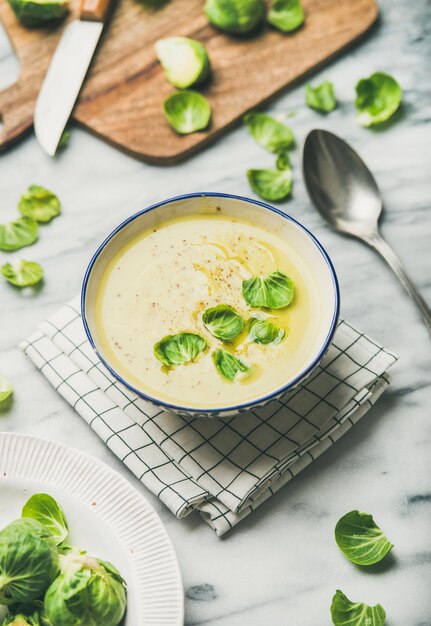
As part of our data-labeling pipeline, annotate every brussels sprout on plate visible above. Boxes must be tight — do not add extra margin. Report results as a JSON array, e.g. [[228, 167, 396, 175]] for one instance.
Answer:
[[0, 518, 59, 605], [156, 37, 211, 89], [204, 0, 265, 34], [2, 609, 42, 625], [355, 72, 402, 127], [7, 0, 68, 26], [163, 90, 212, 134], [43, 547, 127, 626]]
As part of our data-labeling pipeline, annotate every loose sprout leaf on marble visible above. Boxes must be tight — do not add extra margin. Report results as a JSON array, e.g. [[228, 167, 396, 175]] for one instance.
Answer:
[[0, 217, 38, 252], [355, 72, 402, 127], [0, 373, 13, 403], [204, 0, 266, 34], [154, 332, 207, 366], [1, 260, 44, 287], [330, 590, 386, 626], [249, 318, 285, 345], [267, 0, 305, 33], [7, 0, 68, 26], [155, 37, 211, 89], [202, 304, 245, 341], [305, 80, 337, 112], [18, 185, 61, 223], [212, 349, 249, 381], [247, 167, 293, 202], [275, 149, 291, 170], [243, 112, 294, 153], [163, 90, 212, 134], [334, 510, 393, 566], [243, 270, 294, 309], [22, 493, 69, 546]]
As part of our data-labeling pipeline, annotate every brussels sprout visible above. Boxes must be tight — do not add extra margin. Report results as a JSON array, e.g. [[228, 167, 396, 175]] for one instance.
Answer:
[[22, 493, 68, 546], [305, 80, 337, 113], [156, 37, 211, 89], [0, 519, 59, 605], [18, 185, 61, 224], [1, 609, 41, 625], [204, 0, 265, 34], [267, 0, 304, 33], [43, 547, 127, 626], [7, 0, 68, 26], [1, 260, 43, 288], [163, 90, 212, 134]]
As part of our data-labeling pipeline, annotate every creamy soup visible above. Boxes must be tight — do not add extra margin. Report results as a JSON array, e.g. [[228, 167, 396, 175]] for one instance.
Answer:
[[94, 215, 321, 409]]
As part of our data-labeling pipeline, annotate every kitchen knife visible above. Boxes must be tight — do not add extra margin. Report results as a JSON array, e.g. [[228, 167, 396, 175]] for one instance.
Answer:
[[34, 0, 113, 156]]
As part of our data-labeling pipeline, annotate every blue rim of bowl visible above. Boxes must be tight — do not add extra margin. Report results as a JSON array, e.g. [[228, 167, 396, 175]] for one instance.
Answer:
[[81, 192, 340, 414]]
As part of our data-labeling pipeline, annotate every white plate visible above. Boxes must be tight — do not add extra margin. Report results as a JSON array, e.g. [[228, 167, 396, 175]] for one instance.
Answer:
[[0, 432, 184, 626]]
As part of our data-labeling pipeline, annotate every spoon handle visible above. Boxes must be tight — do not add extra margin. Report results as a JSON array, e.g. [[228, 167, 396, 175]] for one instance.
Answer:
[[363, 232, 431, 337]]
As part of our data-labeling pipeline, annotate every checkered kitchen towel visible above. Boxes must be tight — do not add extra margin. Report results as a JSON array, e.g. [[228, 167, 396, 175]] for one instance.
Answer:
[[21, 297, 397, 535]]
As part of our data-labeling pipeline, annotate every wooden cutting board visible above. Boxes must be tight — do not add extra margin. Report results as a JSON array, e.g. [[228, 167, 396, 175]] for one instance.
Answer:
[[0, 0, 378, 163]]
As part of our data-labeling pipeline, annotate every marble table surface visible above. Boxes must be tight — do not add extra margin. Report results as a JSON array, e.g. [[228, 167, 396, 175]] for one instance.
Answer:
[[0, 0, 430, 623]]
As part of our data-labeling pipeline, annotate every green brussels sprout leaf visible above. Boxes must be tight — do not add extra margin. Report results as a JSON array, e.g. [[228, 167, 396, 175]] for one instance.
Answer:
[[249, 318, 285, 345], [267, 0, 305, 33], [305, 80, 337, 112], [1, 608, 42, 626], [335, 510, 393, 566], [163, 90, 211, 134], [22, 494, 69, 546], [243, 270, 294, 308], [58, 129, 71, 150], [1, 260, 43, 288], [202, 305, 245, 341], [0, 373, 13, 403], [156, 37, 210, 89], [212, 349, 249, 381], [0, 518, 59, 605], [0, 217, 38, 252], [355, 72, 402, 127], [7, 0, 68, 26], [331, 590, 386, 626], [18, 185, 61, 223], [247, 168, 293, 202], [43, 547, 127, 626], [204, 0, 265, 34], [154, 332, 207, 366], [243, 112, 294, 153], [275, 150, 290, 170]]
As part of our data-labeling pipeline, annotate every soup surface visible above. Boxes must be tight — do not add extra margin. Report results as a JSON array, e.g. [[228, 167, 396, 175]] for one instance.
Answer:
[[94, 215, 321, 409]]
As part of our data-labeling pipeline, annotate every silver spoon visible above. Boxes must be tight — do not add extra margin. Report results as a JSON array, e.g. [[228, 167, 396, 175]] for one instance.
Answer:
[[303, 129, 431, 336]]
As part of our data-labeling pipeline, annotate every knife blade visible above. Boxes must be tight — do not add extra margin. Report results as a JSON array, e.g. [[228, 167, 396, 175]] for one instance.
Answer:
[[34, 0, 112, 156]]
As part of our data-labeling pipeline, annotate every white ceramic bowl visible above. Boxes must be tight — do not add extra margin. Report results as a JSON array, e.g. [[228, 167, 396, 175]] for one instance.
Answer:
[[82, 193, 340, 418]]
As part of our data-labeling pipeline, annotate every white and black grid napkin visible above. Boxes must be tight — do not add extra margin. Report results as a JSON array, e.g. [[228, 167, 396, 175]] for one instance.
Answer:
[[21, 297, 397, 535]]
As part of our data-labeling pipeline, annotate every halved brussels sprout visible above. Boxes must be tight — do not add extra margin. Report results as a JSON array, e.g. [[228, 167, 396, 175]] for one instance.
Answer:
[[156, 37, 211, 89], [204, 0, 265, 34], [163, 90, 212, 134], [43, 547, 127, 626], [7, 0, 68, 26], [0, 518, 59, 605]]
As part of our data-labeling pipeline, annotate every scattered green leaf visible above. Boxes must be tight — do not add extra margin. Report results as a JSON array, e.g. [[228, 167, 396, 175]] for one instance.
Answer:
[[249, 317, 285, 344], [154, 332, 207, 366], [2, 260, 44, 287], [275, 150, 290, 170], [243, 112, 294, 153], [305, 80, 337, 112], [203, 304, 245, 342], [267, 0, 305, 33], [0, 217, 38, 252], [18, 185, 61, 223], [7, 0, 68, 26], [0, 373, 13, 403], [163, 90, 211, 134], [58, 129, 71, 149], [355, 72, 402, 127], [22, 493, 69, 546], [331, 590, 386, 626], [204, 0, 265, 34], [156, 37, 210, 89], [335, 510, 393, 566], [212, 349, 249, 381], [247, 168, 293, 201], [243, 270, 294, 308]]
